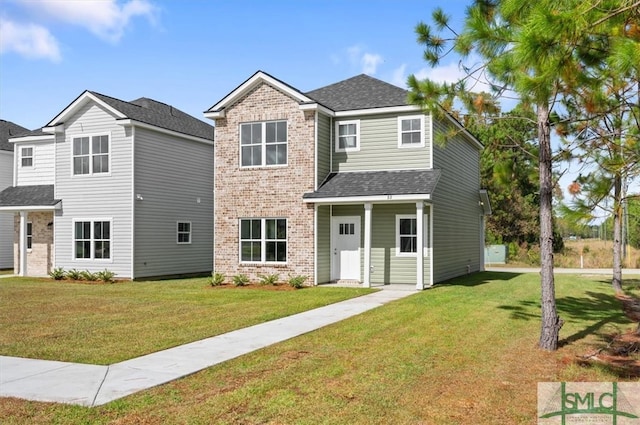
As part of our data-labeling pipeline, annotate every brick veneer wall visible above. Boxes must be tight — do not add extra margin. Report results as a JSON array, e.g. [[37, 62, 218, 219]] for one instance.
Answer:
[[214, 83, 316, 284], [13, 211, 54, 276]]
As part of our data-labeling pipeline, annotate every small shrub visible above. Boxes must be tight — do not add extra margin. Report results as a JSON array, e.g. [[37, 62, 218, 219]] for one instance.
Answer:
[[97, 269, 116, 283], [66, 268, 82, 280], [288, 275, 308, 289], [210, 272, 225, 286], [81, 270, 98, 281], [232, 274, 249, 286], [258, 273, 279, 286], [49, 267, 65, 280]]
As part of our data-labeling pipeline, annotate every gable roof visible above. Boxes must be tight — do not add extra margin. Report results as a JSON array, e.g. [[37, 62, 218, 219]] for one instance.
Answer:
[[0, 120, 30, 152], [47, 91, 214, 141], [303, 169, 441, 202], [305, 74, 410, 111], [0, 185, 61, 210]]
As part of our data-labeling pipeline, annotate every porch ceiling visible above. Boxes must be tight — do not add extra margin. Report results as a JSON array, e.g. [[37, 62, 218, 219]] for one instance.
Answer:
[[303, 169, 440, 202]]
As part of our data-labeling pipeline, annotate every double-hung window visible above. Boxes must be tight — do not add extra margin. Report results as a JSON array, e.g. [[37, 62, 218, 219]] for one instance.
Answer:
[[396, 214, 429, 256], [240, 218, 287, 263], [73, 135, 109, 175], [21, 147, 34, 167], [240, 121, 287, 167], [335, 120, 360, 152], [74, 220, 111, 260], [398, 115, 425, 148], [26, 222, 33, 250], [177, 221, 191, 244]]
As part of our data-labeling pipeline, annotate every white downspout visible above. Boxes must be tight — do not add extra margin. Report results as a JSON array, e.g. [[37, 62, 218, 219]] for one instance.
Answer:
[[363, 202, 372, 288]]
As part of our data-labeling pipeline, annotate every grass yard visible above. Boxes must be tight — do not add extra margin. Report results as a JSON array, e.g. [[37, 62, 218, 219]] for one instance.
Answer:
[[0, 277, 375, 364], [1, 273, 639, 424]]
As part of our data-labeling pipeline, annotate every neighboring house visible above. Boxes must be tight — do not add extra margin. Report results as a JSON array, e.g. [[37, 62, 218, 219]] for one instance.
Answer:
[[0, 120, 30, 269], [205, 71, 491, 289], [0, 91, 215, 278]]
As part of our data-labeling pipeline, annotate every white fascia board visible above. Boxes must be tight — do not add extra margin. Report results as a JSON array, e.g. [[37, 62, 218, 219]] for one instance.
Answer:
[[0, 204, 61, 212], [333, 105, 420, 117], [303, 194, 431, 205], [42, 125, 64, 134], [443, 112, 483, 150], [47, 91, 126, 127], [206, 71, 314, 114], [299, 103, 335, 116], [116, 119, 214, 145], [9, 135, 54, 143], [204, 110, 225, 119]]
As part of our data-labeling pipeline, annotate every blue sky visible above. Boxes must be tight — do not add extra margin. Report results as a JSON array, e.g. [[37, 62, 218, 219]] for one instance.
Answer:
[[0, 0, 471, 130]]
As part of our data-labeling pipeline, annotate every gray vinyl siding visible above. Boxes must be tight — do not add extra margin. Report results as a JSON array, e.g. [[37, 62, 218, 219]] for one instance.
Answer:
[[133, 127, 214, 278], [316, 113, 332, 186], [316, 205, 331, 283], [53, 102, 133, 277], [0, 151, 12, 268], [332, 112, 431, 172], [370, 203, 431, 285], [431, 118, 483, 283], [15, 141, 55, 185]]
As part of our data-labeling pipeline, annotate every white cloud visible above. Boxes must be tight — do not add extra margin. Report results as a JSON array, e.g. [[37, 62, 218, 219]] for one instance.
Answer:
[[391, 64, 408, 88], [0, 18, 61, 62], [16, 0, 159, 43], [361, 53, 382, 75], [345, 44, 383, 75], [413, 62, 466, 85]]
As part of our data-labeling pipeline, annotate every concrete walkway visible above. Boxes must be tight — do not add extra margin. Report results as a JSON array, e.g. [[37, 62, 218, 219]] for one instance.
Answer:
[[0, 286, 416, 407]]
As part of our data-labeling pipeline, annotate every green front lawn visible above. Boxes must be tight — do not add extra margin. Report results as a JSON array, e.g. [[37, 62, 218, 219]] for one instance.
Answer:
[[1, 273, 638, 424], [0, 277, 374, 364]]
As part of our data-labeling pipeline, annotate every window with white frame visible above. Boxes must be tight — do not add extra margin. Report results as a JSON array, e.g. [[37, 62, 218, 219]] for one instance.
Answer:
[[396, 214, 429, 256], [74, 220, 111, 259], [73, 135, 109, 175], [240, 218, 287, 263], [240, 121, 287, 167], [398, 115, 424, 148], [21, 147, 34, 167], [177, 221, 191, 244], [335, 120, 360, 152], [26, 222, 33, 250]]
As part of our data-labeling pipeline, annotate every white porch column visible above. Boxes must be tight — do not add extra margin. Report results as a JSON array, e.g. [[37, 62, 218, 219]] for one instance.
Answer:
[[363, 202, 372, 288], [19, 211, 27, 276], [416, 201, 424, 290]]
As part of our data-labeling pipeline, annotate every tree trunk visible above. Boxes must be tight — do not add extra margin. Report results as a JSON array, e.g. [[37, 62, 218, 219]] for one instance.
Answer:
[[612, 173, 623, 293], [537, 102, 562, 351]]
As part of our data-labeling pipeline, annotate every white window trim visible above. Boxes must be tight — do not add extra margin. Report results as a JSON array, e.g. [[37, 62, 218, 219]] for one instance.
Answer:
[[335, 119, 360, 152], [177, 221, 192, 244], [20, 146, 34, 168], [395, 214, 429, 257], [238, 218, 288, 264], [70, 132, 111, 177], [238, 120, 288, 168], [72, 218, 113, 261], [397, 115, 425, 148]]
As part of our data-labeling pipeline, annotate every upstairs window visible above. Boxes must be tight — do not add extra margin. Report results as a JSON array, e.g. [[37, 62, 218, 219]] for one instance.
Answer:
[[240, 121, 287, 167], [20, 147, 33, 167], [398, 116, 425, 148], [73, 135, 109, 175], [335, 120, 360, 152]]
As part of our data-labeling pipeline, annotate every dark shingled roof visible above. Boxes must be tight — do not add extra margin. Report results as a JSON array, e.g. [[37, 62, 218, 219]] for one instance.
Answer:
[[0, 120, 30, 152], [305, 74, 409, 111], [0, 185, 60, 207], [303, 170, 441, 199], [88, 92, 214, 141]]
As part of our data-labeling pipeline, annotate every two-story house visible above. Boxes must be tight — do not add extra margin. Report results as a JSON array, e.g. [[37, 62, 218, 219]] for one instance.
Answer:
[[0, 120, 30, 270], [205, 71, 490, 289], [0, 91, 215, 279]]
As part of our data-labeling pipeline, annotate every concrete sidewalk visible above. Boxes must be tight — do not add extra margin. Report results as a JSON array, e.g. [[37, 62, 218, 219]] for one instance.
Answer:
[[0, 286, 416, 407]]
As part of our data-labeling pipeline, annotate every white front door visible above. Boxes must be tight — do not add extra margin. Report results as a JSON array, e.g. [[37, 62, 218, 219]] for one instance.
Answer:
[[331, 216, 361, 281]]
